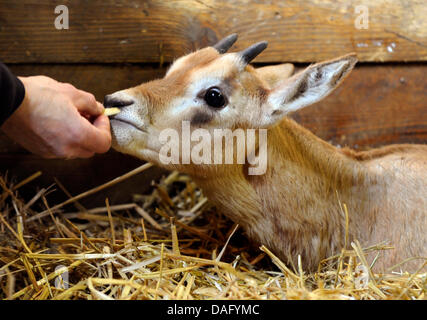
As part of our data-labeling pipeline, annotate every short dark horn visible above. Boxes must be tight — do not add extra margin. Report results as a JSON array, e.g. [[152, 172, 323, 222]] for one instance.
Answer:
[[240, 41, 268, 64], [213, 33, 238, 53]]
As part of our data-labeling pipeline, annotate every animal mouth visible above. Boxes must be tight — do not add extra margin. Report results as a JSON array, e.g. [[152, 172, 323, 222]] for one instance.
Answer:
[[110, 118, 147, 133]]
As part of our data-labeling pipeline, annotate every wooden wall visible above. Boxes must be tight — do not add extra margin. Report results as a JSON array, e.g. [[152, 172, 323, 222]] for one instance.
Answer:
[[0, 1, 426, 204], [1, 0, 426, 63]]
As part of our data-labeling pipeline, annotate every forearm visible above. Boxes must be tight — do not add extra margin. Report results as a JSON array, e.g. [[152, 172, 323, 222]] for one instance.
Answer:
[[0, 62, 25, 126]]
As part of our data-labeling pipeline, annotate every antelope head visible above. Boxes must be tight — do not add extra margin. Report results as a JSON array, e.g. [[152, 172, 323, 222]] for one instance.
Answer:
[[105, 34, 356, 177]]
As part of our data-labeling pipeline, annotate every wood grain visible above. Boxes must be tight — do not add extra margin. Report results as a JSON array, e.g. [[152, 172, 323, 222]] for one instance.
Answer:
[[0, 0, 426, 63]]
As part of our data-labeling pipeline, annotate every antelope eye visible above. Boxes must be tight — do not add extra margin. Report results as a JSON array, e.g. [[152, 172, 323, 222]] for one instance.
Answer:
[[204, 87, 226, 109]]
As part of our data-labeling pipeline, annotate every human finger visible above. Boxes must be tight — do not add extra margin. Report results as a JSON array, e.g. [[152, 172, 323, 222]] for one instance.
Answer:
[[73, 91, 104, 117], [76, 115, 111, 154]]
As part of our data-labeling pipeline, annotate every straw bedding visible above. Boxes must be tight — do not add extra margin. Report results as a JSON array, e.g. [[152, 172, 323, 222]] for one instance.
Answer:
[[0, 165, 425, 300]]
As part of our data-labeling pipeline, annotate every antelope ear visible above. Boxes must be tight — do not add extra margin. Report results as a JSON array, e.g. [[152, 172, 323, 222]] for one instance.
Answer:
[[262, 54, 357, 125], [256, 63, 294, 89]]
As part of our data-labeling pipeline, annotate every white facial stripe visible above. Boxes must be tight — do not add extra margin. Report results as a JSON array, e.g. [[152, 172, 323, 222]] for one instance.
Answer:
[[166, 53, 243, 121], [188, 77, 222, 95], [168, 77, 221, 117], [168, 97, 196, 117]]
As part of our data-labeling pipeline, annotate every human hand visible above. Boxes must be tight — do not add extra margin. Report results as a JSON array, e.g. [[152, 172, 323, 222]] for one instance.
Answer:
[[1, 76, 111, 159]]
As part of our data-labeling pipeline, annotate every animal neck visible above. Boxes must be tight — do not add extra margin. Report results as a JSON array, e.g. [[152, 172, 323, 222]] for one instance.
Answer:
[[258, 118, 373, 252], [269, 117, 365, 196], [191, 118, 374, 269]]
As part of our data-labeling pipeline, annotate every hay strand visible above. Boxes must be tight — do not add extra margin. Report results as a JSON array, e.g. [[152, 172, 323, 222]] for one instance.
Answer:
[[0, 169, 425, 300]]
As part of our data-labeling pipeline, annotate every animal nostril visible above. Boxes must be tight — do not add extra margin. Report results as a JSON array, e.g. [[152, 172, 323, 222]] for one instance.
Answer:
[[103, 94, 134, 108]]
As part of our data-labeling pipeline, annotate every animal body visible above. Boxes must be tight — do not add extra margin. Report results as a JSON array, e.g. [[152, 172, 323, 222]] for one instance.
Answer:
[[105, 34, 426, 271]]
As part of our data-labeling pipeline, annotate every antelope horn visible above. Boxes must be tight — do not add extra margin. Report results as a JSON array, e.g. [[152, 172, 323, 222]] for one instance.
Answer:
[[240, 41, 268, 64], [213, 33, 238, 53]]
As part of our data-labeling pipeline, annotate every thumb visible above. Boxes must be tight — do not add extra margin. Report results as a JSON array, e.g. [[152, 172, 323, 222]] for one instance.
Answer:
[[93, 113, 111, 133], [78, 114, 112, 154]]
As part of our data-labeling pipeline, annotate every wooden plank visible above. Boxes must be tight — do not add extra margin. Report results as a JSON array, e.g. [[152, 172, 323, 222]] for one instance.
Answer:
[[0, 0, 426, 63], [6, 64, 166, 107]]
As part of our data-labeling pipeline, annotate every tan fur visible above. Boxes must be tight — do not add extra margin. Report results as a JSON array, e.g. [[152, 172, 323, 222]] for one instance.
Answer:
[[108, 46, 426, 272], [255, 63, 294, 88]]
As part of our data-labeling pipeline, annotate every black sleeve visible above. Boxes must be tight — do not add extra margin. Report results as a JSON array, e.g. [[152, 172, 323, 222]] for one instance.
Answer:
[[0, 62, 26, 126]]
